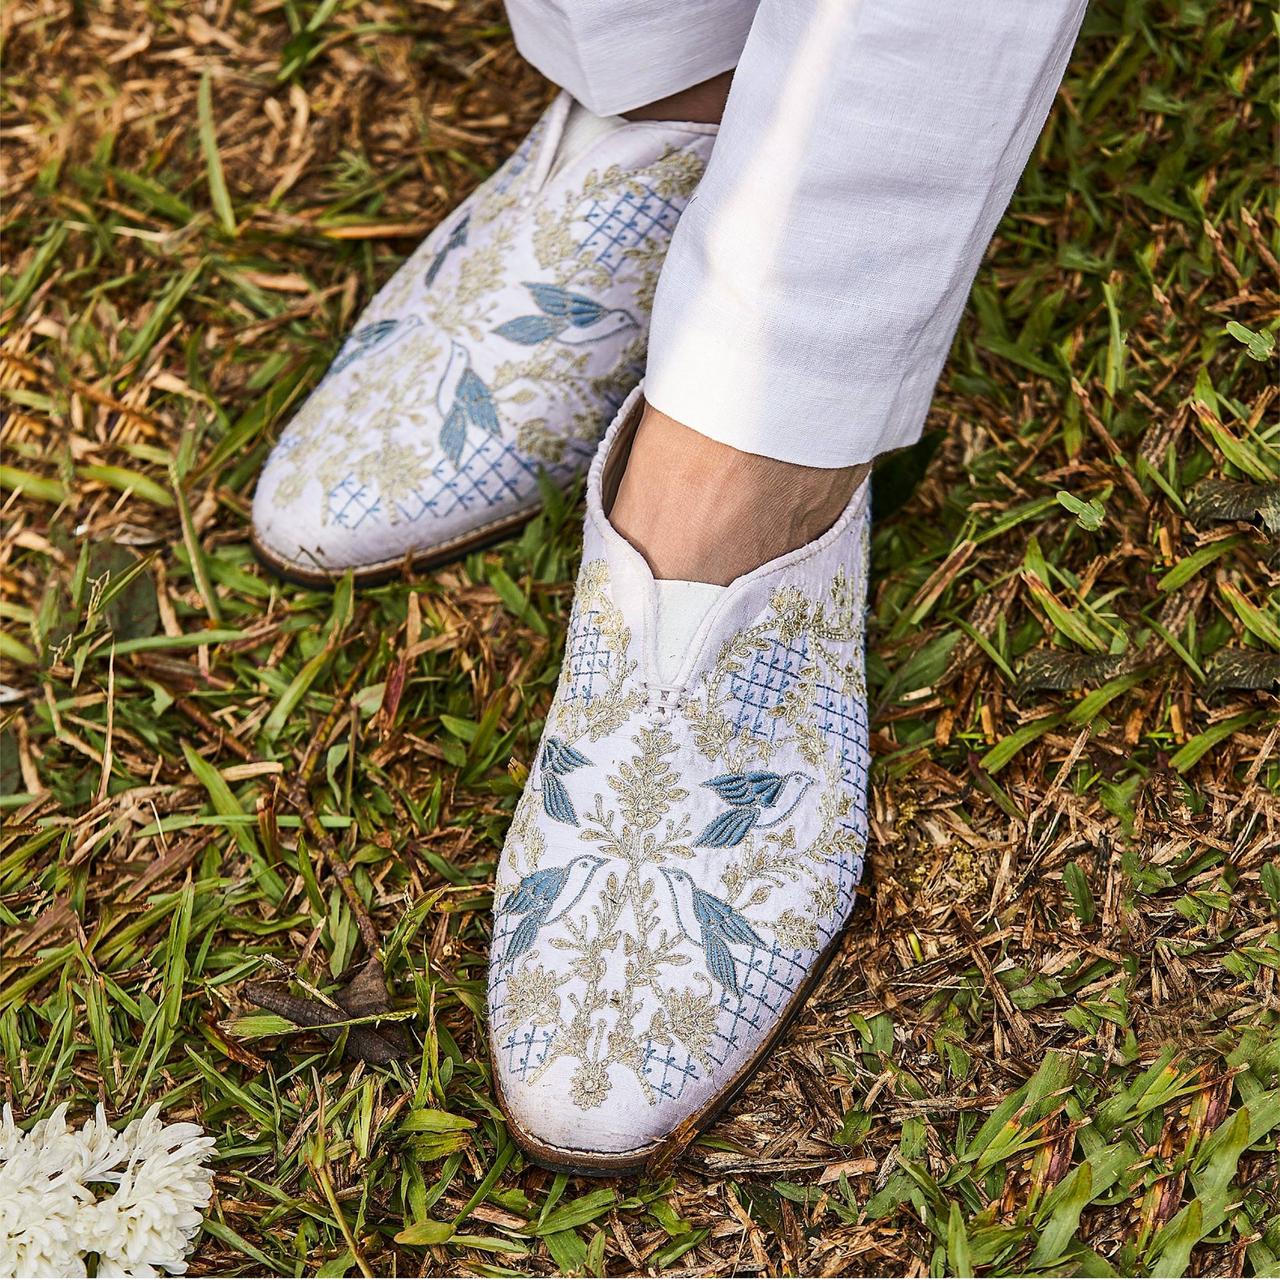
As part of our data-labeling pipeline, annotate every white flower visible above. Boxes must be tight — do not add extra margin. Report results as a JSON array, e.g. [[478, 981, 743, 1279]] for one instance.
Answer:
[[0, 1106, 91, 1279], [0, 1102, 214, 1278], [0, 1178, 86, 1275]]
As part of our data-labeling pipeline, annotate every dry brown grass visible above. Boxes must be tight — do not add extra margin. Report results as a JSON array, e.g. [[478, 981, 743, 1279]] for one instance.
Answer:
[[2, 1, 1277, 1275]]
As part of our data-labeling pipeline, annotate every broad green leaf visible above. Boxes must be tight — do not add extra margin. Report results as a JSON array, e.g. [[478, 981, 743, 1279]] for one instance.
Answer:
[[1057, 489, 1107, 530], [1169, 711, 1261, 773], [533, 1188, 618, 1236], [77, 464, 174, 508], [395, 1219, 455, 1246], [1032, 1141, 1141, 1265], [1159, 535, 1242, 593], [543, 1227, 587, 1273], [402, 1108, 477, 1134], [946, 1201, 974, 1277], [0, 465, 66, 504], [1225, 320, 1276, 361]]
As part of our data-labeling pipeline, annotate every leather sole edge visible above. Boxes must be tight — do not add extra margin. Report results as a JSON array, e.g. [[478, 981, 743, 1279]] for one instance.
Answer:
[[250, 503, 544, 587]]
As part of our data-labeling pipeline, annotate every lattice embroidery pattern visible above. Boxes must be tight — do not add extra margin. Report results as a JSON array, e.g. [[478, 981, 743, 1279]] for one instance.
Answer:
[[813, 681, 871, 785], [564, 607, 615, 707], [490, 913, 549, 1083], [327, 476, 382, 530], [708, 942, 813, 1066], [388, 435, 594, 523], [578, 187, 685, 276], [618, 944, 824, 1103], [813, 679, 871, 904], [640, 1042, 701, 1103], [500, 1026, 557, 1081], [727, 637, 811, 744]]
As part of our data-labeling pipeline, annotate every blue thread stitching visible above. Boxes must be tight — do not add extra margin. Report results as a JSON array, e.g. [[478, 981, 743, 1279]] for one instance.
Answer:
[[327, 476, 382, 529], [393, 435, 593, 522], [578, 188, 683, 276], [812, 679, 870, 909], [727, 638, 810, 743], [565, 608, 612, 706], [500, 1026, 557, 1079], [708, 942, 811, 1066], [641, 1042, 700, 1101]]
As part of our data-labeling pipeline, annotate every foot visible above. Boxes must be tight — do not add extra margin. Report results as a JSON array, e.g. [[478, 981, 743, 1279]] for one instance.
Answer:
[[251, 95, 717, 583], [487, 390, 872, 1172], [609, 401, 871, 584], [623, 70, 734, 126]]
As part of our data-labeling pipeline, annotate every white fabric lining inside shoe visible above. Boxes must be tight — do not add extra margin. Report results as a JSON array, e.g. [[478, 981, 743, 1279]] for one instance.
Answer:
[[653, 580, 727, 685], [549, 102, 627, 181]]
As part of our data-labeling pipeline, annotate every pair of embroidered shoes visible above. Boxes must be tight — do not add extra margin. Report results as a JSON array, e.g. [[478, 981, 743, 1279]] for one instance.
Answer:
[[252, 98, 872, 1174]]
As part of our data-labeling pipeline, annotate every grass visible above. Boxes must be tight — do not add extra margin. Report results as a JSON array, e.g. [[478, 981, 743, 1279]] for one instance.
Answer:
[[1, 0, 1277, 1274]]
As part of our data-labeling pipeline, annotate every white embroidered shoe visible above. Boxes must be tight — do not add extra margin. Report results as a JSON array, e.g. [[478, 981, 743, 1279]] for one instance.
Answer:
[[488, 389, 872, 1174], [252, 95, 716, 584]]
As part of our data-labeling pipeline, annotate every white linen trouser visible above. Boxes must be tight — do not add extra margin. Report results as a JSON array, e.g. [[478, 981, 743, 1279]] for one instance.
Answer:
[[506, 0, 1088, 467]]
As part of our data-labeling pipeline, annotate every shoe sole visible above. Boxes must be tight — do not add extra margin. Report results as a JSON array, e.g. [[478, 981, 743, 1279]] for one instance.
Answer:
[[250, 502, 544, 588], [491, 919, 852, 1177]]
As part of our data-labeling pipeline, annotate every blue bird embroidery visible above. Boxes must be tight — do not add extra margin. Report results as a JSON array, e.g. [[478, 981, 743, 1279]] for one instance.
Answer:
[[501, 853, 608, 964], [493, 283, 638, 347], [693, 771, 815, 848], [539, 736, 592, 825], [329, 315, 422, 377], [436, 340, 500, 466], [659, 866, 763, 996], [423, 213, 470, 288]]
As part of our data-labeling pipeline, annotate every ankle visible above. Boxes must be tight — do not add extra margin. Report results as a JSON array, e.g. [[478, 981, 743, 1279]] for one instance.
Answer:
[[622, 71, 734, 125], [608, 402, 868, 585]]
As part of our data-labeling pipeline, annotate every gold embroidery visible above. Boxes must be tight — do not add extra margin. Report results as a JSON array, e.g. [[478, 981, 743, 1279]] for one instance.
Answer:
[[495, 559, 869, 1111]]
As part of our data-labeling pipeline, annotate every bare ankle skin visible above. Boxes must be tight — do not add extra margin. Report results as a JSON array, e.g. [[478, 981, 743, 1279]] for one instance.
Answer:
[[608, 401, 871, 586], [622, 71, 734, 125]]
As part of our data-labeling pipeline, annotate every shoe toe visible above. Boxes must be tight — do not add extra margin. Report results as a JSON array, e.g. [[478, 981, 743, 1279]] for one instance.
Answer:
[[486, 818, 813, 1169], [251, 442, 332, 578], [249, 333, 452, 578], [492, 1047, 681, 1164], [489, 870, 841, 1169], [251, 432, 410, 580]]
